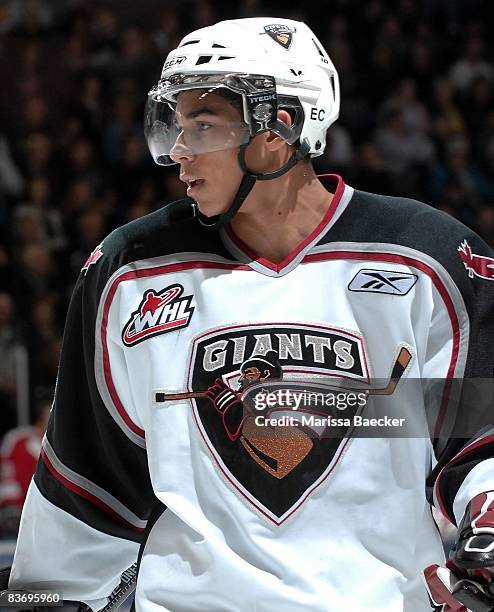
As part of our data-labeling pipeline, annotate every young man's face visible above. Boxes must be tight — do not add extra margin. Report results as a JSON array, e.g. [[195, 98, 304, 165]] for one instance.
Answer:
[[170, 89, 249, 218]]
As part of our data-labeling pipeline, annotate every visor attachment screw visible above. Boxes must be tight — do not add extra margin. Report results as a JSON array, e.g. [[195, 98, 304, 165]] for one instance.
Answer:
[[169, 74, 184, 85], [253, 103, 273, 121]]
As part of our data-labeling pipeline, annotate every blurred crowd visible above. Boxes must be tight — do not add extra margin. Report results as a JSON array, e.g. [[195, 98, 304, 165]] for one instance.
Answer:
[[0, 0, 493, 533]]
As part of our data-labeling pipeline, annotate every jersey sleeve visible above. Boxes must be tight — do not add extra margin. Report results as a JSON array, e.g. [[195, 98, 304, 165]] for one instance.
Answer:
[[424, 225, 494, 526], [9, 232, 156, 609]]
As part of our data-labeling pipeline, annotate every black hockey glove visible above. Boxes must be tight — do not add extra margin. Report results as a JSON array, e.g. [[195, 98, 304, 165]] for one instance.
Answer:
[[205, 379, 246, 441], [425, 491, 494, 611]]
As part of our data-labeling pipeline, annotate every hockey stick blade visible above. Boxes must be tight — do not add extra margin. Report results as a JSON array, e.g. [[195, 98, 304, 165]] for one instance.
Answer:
[[367, 347, 412, 396]]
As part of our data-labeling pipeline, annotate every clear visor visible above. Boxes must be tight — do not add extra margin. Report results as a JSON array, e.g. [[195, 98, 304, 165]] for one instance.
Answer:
[[144, 82, 251, 165]]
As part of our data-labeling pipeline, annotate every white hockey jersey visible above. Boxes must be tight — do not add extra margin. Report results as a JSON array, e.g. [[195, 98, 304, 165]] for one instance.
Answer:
[[9, 176, 494, 611]]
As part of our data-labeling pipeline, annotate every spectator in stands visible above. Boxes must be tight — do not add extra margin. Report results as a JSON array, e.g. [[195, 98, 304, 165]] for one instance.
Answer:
[[102, 92, 141, 164], [0, 292, 23, 438], [0, 135, 25, 207], [430, 78, 465, 146], [0, 398, 50, 536], [88, 7, 119, 69], [151, 7, 181, 53], [449, 36, 494, 93], [429, 134, 494, 207], [461, 76, 494, 161], [27, 294, 63, 401], [374, 106, 435, 197], [68, 208, 107, 275], [382, 78, 431, 135], [21, 132, 58, 187], [478, 205, 494, 247], [70, 73, 105, 144], [349, 141, 394, 196], [13, 242, 58, 322], [116, 26, 157, 91], [14, 178, 66, 255]]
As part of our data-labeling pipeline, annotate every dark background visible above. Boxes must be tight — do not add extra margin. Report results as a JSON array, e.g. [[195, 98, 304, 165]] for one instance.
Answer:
[[0, 0, 493, 435]]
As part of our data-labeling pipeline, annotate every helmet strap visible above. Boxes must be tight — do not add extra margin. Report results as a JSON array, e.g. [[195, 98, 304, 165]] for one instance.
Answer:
[[194, 169, 256, 229], [195, 140, 311, 230]]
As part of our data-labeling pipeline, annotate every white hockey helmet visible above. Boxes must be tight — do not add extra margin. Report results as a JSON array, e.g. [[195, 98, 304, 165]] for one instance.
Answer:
[[145, 17, 340, 165]]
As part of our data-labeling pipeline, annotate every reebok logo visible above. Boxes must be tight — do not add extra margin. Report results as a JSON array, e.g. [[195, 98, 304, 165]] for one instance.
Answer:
[[348, 269, 418, 295]]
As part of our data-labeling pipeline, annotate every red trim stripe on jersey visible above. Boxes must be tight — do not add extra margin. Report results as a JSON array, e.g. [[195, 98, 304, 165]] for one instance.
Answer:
[[40, 446, 145, 532], [224, 174, 346, 274]]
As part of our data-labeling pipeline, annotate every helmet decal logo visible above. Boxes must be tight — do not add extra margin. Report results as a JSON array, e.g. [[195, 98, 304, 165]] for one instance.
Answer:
[[122, 284, 194, 346], [162, 55, 186, 73], [263, 24, 295, 50]]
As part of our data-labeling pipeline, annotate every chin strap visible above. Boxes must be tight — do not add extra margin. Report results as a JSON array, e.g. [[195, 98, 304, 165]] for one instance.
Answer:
[[194, 140, 311, 230]]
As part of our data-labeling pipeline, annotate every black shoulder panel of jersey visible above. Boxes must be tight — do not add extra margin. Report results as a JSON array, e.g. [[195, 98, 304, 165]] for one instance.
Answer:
[[35, 199, 237, 541], [322, 189, 484, 303], [101, 198, 234, 272]]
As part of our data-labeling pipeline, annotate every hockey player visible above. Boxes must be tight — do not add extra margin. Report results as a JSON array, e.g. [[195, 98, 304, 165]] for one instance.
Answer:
[[4, 17, 494, 612]]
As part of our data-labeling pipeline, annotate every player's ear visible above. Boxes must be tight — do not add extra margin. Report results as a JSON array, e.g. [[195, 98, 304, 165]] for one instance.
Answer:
[[265, 109, 293, 151]]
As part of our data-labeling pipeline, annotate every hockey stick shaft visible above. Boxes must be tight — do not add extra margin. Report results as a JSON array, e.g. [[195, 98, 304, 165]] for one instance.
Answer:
[[160, 391, 209, 401]]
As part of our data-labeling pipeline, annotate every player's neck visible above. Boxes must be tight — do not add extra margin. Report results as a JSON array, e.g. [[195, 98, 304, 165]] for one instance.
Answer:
[[229, 164, 333, 264]]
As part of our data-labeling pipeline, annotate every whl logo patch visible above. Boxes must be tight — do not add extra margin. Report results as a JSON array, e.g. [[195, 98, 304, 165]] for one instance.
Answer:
[[122, 284, 194, 347], [348, 269, 418, 295]]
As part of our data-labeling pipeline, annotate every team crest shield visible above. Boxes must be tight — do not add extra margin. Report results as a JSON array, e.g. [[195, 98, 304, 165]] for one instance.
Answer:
[[263, 24, 295, 50], [184, 323, 370, 524]]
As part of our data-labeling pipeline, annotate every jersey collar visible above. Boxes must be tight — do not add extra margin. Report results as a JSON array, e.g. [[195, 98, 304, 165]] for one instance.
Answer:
[[219, 174, 354, 277]]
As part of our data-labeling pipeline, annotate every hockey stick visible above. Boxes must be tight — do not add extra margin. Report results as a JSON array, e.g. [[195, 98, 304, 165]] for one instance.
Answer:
[[156, 346, 413, 403]]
